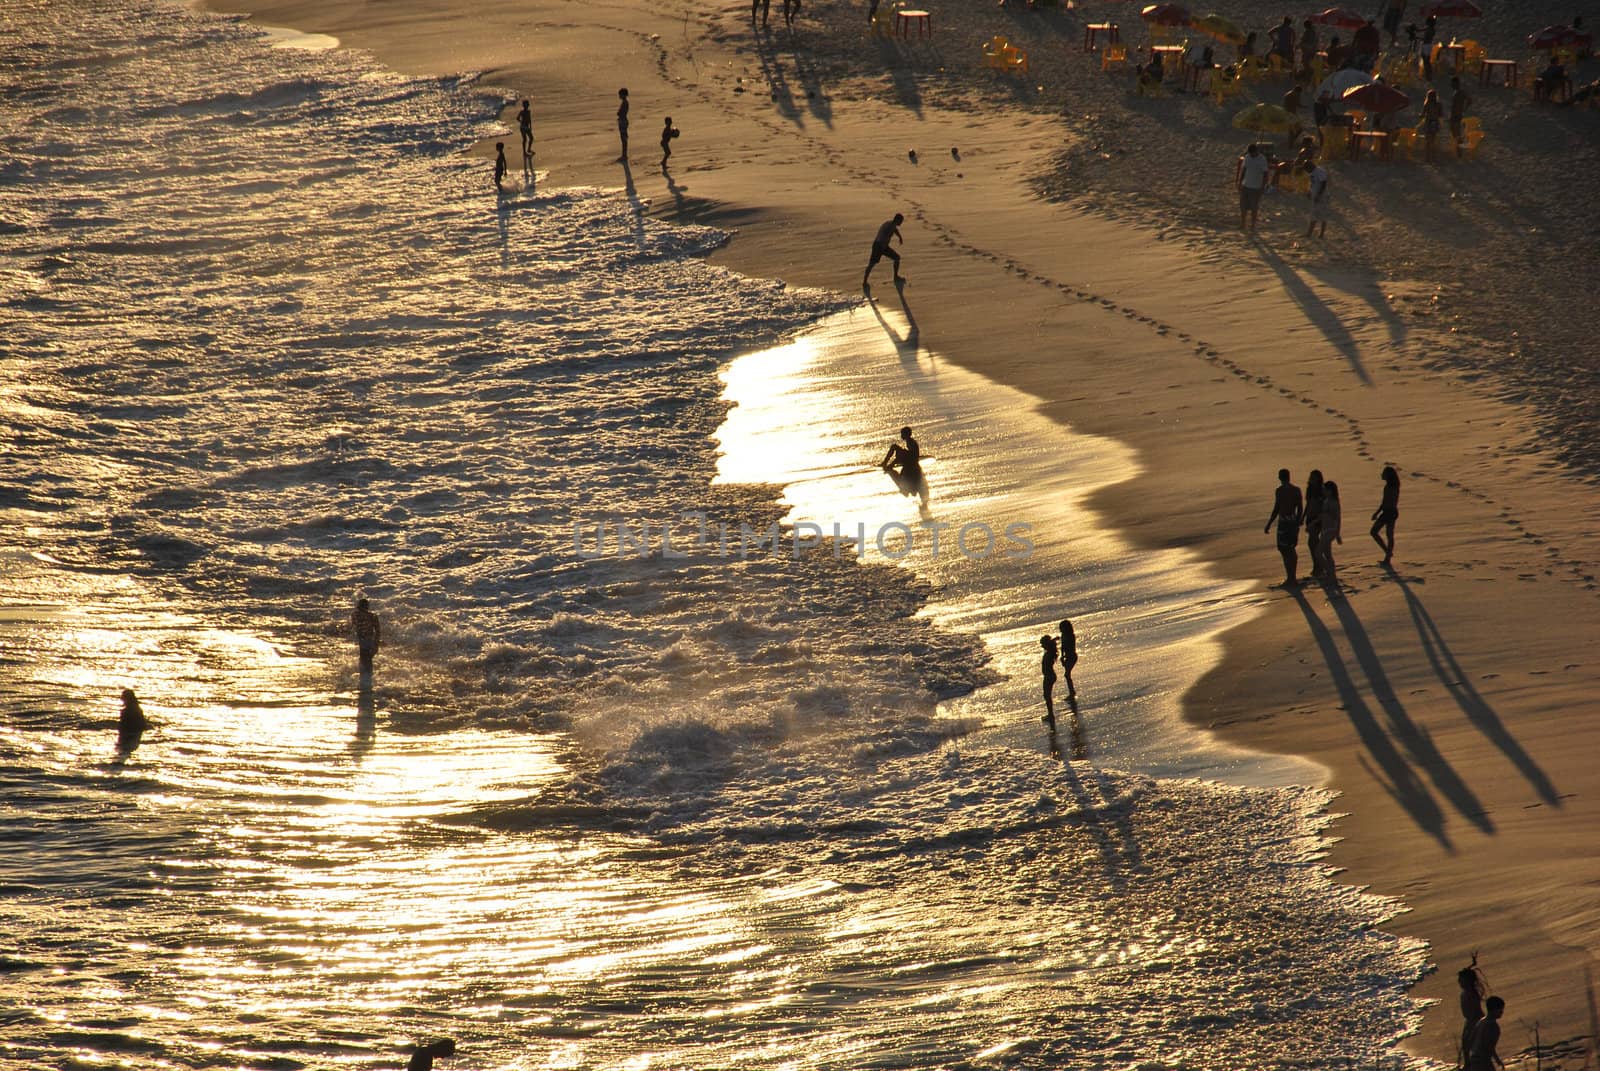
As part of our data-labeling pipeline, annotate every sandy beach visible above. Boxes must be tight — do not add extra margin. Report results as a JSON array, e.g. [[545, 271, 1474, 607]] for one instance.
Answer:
[[196, 0, 1600, 1061]]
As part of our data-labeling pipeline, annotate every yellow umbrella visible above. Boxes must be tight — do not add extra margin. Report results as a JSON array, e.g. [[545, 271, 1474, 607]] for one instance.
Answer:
[[1232, 102, 1298, 133], [1191, 11, 1246, 44]]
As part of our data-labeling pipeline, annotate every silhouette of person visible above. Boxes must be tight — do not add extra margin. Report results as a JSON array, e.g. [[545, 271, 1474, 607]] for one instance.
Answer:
[[353, 598, 381, 674], [784, 0, 800, 30], [616, 88, 630, 161], [1304, 469, 1326, 577], [493, 142, 507, 190], [1058, 619, 1078, 700], [1465, 995, 1504, 1071], [760, 0, 771, 28], [660, 116, 679, 168], [863, 212, 904, 292], [1370, 465, 1400, 563], [517, 100, 534, 159], [1319, 480, 1343, 586], [1039, 634, 1059, 723], [1458, 963, 1487, 1068], [117, 688, 149, 752], [408, 1038, 456, 1071], [879, 425, 927, 505], [1264, 468, 1304, 586]]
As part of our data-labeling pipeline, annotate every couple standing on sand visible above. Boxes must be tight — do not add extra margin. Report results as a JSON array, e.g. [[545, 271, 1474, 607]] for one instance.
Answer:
[[1265, 465, 1400, 588], [614, 88, 680, 169]]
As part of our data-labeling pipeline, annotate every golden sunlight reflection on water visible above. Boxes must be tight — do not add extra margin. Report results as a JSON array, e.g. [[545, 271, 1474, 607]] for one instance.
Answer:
[[717, 309, 1322, 786]]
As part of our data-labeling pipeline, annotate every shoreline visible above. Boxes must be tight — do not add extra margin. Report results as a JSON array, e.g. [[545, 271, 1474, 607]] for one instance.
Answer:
[[195, 0, 1600, 1062]]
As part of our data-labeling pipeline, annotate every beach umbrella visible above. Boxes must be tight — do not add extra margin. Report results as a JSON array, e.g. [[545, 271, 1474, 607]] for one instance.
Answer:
[[1419, 0, 1480, 17], [1191, 12, 1246, 43], [1341, 81, 1411, 113], [1527, 24, 1590, 50], [1232, 102, 1299, 132], [1140, 4, 1192, 27], [1316, 68, 1374, 99], [1306, 6, 1367, 29]]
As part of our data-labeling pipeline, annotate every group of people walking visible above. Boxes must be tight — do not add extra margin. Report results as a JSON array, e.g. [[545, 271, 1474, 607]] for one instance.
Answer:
[[1265, 464, 1400, 588]]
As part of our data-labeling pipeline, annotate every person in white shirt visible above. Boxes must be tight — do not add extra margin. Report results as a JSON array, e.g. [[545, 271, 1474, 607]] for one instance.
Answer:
[[1305, 161, 1330, 238], [1235, 142, 1271, 231]]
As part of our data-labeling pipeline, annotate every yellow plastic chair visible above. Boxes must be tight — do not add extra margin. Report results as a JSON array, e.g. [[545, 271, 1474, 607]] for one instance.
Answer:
[[1101, 43, 1128, 72], [1007, 44, 1031, 73], [1319, 124, 1349, 160], [1209, 70, 1241, 105], [1462, 128, 1486, 157], [1462, 115, 1483, 134], [1393, 126, 1417, 159], [870, 7, 894, 36], [1268, 52, 1288, 74], [981, 35, 1011, 69]]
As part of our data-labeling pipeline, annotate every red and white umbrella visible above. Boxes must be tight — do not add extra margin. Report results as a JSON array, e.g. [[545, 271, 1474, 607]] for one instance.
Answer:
[[1418, 0, 1481, 18], [1341, 81, 1412, 113], [1140, 4, 1192, 26], [1306, 7, 1366, 30]]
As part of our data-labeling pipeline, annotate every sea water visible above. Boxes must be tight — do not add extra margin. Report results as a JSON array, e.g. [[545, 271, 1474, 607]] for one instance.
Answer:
[[0, 1, 1433, 1067]]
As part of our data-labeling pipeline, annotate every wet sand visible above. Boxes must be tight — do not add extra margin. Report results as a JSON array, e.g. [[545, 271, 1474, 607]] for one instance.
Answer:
[[200, 0, 1600, 1061]]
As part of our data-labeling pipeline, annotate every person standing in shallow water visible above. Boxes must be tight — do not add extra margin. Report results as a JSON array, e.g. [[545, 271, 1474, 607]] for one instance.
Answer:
[[353, 598, 381, 675], [1058, 619, 1078, 701], [516, 99, 533, 161], [492, 142, 507, 190], [1264, 468, 1304, 587], [1458, 964, 1486, 1068], [117, 688, 149, 752], [1039, 634, 1059, 723], [1370, 465, 1400, 563]]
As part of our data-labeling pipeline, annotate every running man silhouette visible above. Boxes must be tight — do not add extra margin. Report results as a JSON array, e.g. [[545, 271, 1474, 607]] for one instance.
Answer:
[[492, 142, 507, 190], [1264, 468, 1304, 586], [1369, 464, 1400, 563], [616, 88, 630, 161], [517, 100, 534, 161], [660, 116, 679, 168], [863, 212, 904, 292], [353, 598, 381, 674]]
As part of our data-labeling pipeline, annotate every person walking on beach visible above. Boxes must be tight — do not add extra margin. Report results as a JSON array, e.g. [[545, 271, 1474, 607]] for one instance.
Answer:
[[1370, 465, 1401, 563], [353, 598, 382, 675], [1420, 87, 1444, 161], [659, 116, 679, 169], [492, 142, 508, 190], [1449, 76, 1472, 157], [117, 688, 150, 752], [1264, 468, 1304, 586], [1039, 634, 1059, 723], [1458, 960, 1488, 1067], [1466, 996, 1505, 1071], [1059, 619, 1078, 701], [1305, 160, 1330, 238], [615, 88, 630, 161], [1236, 143, 1270, 232], [1304, 469, 1327, 578], [862, 213, 904, 292], [1319, 480, 1343, 587], [516, 99, 534, 162]]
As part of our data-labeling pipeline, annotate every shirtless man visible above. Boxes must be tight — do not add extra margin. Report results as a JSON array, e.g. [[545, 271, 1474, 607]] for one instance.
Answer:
[[880, 425, 925, 503], [1466, 996, 1505, 1071], [1264, 468, 1304, 586], [862, 213, 904, 292]]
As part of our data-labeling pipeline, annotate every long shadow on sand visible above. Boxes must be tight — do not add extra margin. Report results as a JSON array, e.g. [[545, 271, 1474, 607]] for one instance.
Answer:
[[868, 280, 920, 360], [1325, 589, 1495, 837], [789, 45, 834, 127], [1289, 586, 1453, 849], [1382, 563, 1560, 806], [1256, 244, 1372, 385], [753, 30, 803, 124], [873, 38, 924, 116]]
